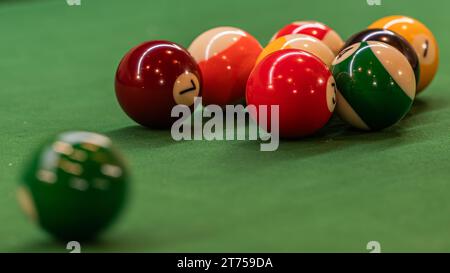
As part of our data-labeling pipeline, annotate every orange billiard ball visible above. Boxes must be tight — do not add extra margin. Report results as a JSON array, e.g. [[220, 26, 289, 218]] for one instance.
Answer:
[[257, 34, 335, 67], [369, 16, 439, 93]]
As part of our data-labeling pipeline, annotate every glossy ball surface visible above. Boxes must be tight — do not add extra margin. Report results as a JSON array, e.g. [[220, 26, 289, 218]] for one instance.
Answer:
[[18, 132, 129, 241], [369, 16, 439, 93], [331, 42, 416, 130], [115, 40, 201, 128], [344, 28, 420, 84], [188, 27, 263, 106], [257, 34, 335, 66], [247, 49, 336, 138], [271, 21, 344, 55]]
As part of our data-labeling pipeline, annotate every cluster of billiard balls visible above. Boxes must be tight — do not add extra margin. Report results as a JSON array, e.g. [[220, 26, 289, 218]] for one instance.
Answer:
[[18, 16, 439, 241], [115, 15, 439, 137]]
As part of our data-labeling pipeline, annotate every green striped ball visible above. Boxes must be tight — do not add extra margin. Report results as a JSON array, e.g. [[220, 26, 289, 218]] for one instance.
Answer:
[[331, 41, 416, 130]]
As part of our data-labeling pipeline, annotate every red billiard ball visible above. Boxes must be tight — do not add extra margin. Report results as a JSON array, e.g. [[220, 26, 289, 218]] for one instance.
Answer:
[[271, 21, 344, 55], [115, 40, 201, 128], [188, 27, 263, 107], [246, 49, 336, 138]]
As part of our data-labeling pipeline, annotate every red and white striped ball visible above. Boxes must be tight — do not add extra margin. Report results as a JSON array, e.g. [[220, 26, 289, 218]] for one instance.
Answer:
[[271, 21, 344, 55], [188, 27, 263, 106]]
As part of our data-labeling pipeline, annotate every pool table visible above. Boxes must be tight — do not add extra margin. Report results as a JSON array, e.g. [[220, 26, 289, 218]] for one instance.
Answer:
[[1, 0, 449, 253]]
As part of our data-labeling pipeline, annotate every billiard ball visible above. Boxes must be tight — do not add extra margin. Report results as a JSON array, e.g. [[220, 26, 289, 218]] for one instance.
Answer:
[[331, 42, 416, 130], [188, 27, 262, 107], [271, 21, 344, 55], [343, 29, 420, 84], [247, 49, 336, 138], [369, 16, 439, 93], [18, 131, 129, 241], [115, 40, 201, 128], [257, 34, 335, 67]]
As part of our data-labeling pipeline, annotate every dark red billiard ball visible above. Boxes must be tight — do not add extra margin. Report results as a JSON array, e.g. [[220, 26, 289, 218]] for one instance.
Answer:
[[246, 49, 336, 138], [115, 40, 202, 128]]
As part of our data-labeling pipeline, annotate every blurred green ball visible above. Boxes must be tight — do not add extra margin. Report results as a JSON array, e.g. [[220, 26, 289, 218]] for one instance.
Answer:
[[18, 131, 129, 241]]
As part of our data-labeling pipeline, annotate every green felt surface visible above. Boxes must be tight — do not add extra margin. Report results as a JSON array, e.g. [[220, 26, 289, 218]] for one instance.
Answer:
[[1, 0, 449, 252]]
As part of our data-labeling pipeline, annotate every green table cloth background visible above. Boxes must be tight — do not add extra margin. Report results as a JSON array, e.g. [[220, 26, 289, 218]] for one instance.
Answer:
[[0, 0, 449, 252]]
